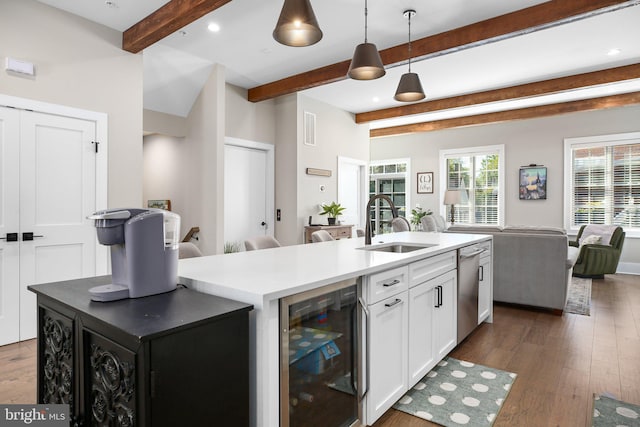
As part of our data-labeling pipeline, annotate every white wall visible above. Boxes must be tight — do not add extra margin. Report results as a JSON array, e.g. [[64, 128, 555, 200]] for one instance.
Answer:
[[144, 109, 187, 137], [371, 105, 640, 268], [0, 0, 143, 208], [226, 84, 276, 144], [181, 65, 226, 255], [143, 134, 188, 235], [273, 94, 299, 245], [297, 95, 370, 232]]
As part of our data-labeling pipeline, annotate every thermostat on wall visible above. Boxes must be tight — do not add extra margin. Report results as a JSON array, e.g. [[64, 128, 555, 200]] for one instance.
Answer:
[[5, 57, 35, 76]]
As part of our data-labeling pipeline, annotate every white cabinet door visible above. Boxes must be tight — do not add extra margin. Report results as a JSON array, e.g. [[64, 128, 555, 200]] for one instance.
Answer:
[[19, 111, 98, 340], [367, 292, 408, 423], [433, 270, 457, 360], [408, 281, 435, 387], [0, 107, 21, 346], [478, 254, 492, 324]]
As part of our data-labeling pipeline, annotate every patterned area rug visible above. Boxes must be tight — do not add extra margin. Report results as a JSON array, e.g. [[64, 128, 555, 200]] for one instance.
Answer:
[[593, 394, 640, 426], [393, 357, 516, 426], [565, 277, 592, 316]]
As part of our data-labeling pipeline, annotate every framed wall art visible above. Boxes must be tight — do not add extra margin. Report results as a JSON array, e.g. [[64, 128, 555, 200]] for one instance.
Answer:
[[148, 199, 172, 210], [417, 172, 434, 194], [519, 166, 547, 200]]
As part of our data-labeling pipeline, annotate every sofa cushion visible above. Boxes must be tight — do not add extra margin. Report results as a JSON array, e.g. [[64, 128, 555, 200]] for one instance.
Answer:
[[567, 245, 580, 268], [502, 225, 566, 235], [446, 225, 504, 233]]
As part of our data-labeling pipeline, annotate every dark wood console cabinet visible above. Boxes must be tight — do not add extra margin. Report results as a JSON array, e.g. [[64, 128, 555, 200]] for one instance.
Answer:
[[29, 276, 253, 427]]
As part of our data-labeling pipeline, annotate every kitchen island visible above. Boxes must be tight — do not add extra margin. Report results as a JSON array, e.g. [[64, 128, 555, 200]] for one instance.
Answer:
[[178, 231, 491, 427]]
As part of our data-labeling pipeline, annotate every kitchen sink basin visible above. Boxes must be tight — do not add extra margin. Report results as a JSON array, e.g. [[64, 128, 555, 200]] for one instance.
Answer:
[[358, 242, 436, 253]]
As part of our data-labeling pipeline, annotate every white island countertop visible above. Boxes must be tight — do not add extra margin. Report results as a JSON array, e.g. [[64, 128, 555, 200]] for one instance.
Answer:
[[178, 231, 490, 304], [177, 231, 491, 427]]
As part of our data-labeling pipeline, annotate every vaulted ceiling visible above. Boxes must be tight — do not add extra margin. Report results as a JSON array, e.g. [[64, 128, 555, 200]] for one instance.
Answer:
[[38, 0, 640, 136]]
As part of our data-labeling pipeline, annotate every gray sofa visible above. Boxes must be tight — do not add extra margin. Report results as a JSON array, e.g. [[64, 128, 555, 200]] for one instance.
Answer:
[[447, 225, 580, 313]]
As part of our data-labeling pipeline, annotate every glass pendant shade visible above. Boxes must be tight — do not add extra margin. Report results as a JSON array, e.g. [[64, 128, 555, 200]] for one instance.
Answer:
[[394, 72, 425, 102], [273, 0, 322, 47], [348, 42, 386, 80]]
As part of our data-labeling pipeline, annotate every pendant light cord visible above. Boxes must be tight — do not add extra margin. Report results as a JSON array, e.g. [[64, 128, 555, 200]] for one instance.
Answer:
[[407, 12, 412, 72], [364, 0, 368, 43]]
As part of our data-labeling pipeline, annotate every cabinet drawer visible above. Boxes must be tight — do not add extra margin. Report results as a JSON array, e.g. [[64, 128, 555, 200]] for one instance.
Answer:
[[367, 266, 408, 304], [336, 227, 351, 238], [409, 251, 457, 287]]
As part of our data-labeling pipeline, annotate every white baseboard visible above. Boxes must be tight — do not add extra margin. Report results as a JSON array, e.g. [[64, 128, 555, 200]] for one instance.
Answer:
[[617, 262, 640, 275]]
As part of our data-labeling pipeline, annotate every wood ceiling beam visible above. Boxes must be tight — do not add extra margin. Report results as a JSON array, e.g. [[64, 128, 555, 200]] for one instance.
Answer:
[[123, 0, 232, 53], [248, 0, 633, 102], [369, 92, 640, 139], [357, 64, 640, 123]]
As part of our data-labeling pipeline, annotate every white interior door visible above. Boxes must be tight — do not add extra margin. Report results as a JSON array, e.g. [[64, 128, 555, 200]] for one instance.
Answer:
[[0, 106, 21, 345], [224, 140, 274, 249], [338, 157, 367, 229], [18, 111, 98, 340]]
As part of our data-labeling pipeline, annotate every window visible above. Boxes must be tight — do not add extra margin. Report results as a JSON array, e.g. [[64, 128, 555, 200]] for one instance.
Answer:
[[565, 132, 640, 235], [440, 145, 504, 226], [369, 159, 409, 234]]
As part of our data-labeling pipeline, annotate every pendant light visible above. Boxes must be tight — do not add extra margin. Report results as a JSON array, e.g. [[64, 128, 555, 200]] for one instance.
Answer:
[[273, 0, 323, 47], [394, 9, 426, 102], [348, 0, 385, 80]]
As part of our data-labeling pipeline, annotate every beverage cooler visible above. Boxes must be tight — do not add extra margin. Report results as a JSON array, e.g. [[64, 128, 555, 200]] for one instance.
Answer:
[[280, 278, 365, 427]]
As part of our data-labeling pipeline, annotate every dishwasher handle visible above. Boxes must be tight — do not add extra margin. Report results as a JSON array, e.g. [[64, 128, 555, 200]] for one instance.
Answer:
[[459, 248, 486, 259]]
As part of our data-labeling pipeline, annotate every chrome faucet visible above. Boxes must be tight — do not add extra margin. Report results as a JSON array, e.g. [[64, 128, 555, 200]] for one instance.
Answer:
[[364, 194, 398, 245]]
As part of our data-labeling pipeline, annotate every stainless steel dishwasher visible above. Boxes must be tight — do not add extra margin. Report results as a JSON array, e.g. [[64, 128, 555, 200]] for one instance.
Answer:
[[457, 245, 485, 343]]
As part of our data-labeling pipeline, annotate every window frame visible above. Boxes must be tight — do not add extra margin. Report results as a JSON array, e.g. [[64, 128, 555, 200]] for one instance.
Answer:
[[564, 131, 640, 238], [369, 158, 411, 234], [439, 145, 505, 227]]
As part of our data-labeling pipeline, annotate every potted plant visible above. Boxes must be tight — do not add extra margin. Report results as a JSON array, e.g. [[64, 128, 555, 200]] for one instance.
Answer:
[[320, 202, 346, 225], [410, 206, 432, 230]]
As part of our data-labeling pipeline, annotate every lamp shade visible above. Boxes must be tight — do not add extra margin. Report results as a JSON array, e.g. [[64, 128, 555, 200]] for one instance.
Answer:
[[443, 190, 462, 205], [394, 72, 425, 102], [348, 42, 386, 80], [273, 0, 322, 47]]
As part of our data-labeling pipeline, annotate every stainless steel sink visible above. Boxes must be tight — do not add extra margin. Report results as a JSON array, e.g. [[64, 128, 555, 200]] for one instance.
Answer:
[[358, 242, 436, 253]]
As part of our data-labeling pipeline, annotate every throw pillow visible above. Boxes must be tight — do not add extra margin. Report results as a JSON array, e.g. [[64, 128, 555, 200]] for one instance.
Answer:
[[580, 234, 602, 246]]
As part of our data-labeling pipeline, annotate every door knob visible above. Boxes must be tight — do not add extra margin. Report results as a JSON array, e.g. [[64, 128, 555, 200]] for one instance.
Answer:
[[261, 221, 267, 226], [0, 233, 18, 242]]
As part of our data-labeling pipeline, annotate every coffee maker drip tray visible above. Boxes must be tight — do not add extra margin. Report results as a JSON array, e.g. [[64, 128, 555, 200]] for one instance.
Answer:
[[89, 284, 130, 302]]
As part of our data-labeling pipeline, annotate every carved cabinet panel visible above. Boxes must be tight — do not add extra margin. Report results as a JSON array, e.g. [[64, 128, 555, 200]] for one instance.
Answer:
[[40, 309, 74, 410], [86, 332, 136, 427]]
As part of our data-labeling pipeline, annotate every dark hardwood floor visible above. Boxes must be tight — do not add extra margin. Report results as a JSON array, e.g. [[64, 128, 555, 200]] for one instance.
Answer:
[[1, 274, 639, 426], [374, 273, 640, 427]]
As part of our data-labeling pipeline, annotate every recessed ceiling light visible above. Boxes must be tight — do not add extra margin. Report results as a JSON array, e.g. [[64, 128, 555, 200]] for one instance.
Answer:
[[607, 48, 622, 56], [372, 97, 380, 102], [208, 23, 220, 32]]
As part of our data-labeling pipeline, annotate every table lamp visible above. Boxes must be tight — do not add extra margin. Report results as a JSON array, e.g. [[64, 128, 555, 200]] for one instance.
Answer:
[[443, 190, 462, 224]]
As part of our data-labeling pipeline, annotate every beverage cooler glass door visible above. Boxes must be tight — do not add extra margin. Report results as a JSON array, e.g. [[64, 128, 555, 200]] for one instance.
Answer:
[[280, 278, 364, 427]]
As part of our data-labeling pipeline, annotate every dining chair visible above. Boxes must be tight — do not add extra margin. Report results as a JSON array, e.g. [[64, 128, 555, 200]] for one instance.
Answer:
[[311, 230, 334, 243], [391, 216, 411, 232], [244, 235, 281, 251]]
